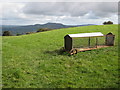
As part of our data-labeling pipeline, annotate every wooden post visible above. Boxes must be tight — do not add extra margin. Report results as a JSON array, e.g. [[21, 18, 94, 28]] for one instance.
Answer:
[[88, 37, 90, 48]]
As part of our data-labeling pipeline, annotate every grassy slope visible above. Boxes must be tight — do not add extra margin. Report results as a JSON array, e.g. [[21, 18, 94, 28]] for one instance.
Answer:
[[2, 25, 118, 88]]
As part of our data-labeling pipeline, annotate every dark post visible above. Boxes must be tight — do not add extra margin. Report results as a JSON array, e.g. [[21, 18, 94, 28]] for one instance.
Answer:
[[64, 35, 72, 51], [88, 37, 90, 48], [96, 37, 98, 48]]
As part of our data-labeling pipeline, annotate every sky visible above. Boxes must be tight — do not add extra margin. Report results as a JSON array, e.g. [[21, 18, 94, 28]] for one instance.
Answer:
[[0, 0, 119, 25]]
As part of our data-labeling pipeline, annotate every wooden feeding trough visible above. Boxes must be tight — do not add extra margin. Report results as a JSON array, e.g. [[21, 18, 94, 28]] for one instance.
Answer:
[[64, 32, 115, 55]]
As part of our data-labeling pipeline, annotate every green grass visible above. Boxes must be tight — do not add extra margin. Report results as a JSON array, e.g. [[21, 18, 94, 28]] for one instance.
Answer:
[[2, 25, 119, 88]]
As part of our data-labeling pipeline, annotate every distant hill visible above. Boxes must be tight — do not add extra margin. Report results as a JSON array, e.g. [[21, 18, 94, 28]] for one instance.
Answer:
[[1, 23, 95, 35]]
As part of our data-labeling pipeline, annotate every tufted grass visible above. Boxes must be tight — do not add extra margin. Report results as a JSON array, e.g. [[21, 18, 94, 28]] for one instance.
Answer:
[[2, 24, 119, 88]]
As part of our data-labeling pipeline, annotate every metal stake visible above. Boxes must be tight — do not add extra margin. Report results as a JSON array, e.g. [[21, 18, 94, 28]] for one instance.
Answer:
[[88, 37, 90, 48], [96, 37, 98, 48]]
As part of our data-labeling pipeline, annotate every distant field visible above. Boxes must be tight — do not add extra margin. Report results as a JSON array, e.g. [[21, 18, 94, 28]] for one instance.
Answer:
[[2, 25, 118, 88]]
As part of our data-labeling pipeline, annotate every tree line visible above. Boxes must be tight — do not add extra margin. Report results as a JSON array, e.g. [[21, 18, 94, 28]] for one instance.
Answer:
[[2, 28, 52, 36]]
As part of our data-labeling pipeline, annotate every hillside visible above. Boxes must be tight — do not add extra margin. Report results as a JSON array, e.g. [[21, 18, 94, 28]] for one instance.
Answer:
[[2, 25, 118, 88], [1, 23, 95, 35]]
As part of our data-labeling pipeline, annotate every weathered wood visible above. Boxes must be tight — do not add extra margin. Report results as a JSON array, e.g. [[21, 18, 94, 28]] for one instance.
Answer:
[[76, 45, 111, 52], [105, 33, 115, 46]]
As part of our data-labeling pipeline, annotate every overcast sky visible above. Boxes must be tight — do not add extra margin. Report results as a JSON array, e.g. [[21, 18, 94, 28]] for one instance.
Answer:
[[0, 1, 119, 25]]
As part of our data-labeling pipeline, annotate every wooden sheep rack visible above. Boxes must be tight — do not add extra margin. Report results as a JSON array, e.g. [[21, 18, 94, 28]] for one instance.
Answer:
[[64, 32, 115, 55]]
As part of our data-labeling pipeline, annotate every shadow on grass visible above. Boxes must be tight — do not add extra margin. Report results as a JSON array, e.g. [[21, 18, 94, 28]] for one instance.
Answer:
[[44, 47, 70, 56]]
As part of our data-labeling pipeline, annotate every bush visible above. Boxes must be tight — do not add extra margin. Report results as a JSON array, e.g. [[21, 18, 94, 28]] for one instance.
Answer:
[[103, 22, 107, 25], [16, 33, 22, 36], [36, 28, 52, 32], [107, 21, 113, 24], [2, 31, 12, 36], [103, 21, 113, 25], [26, 32, 34, 34]]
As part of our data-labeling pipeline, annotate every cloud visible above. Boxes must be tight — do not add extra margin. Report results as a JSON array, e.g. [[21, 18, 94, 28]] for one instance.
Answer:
[[1, 2, 118, 25], [23, 2, 118, 18], [2, 3, 26, 20], [0, 0, 119, 2]]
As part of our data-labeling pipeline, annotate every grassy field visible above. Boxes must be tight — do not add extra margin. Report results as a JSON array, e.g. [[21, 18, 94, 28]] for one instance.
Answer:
[[2, 25, 119, 88]]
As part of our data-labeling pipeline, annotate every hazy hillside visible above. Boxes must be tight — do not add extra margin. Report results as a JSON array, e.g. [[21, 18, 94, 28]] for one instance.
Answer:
[[2, 25, 118, 88], [2, 23, 95, 35]]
